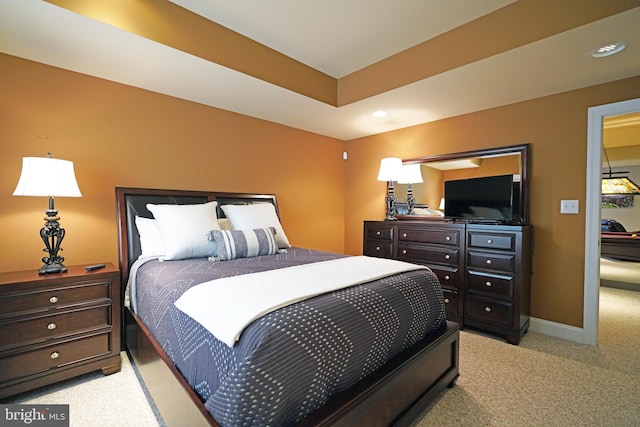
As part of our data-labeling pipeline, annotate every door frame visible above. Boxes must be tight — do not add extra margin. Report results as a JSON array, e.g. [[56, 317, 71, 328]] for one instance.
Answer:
[[584, 98, 640, 345]]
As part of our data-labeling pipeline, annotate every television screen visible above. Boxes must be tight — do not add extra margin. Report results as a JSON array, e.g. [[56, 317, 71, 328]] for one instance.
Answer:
[[444, 174, 516, 222]]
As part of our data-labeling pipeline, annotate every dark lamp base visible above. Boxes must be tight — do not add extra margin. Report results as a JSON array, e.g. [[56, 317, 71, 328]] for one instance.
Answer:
[[38, 263, 67, 275]]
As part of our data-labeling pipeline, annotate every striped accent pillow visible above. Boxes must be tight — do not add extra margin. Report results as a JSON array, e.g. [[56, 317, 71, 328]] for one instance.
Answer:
[[208, 227, 279, 261]]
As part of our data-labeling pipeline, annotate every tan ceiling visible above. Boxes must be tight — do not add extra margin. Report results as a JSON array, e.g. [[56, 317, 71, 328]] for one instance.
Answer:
[[1, 1, 640, 140]]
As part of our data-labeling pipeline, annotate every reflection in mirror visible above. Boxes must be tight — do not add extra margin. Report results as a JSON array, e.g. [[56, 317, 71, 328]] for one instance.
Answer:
[[396, 144, 529, 224]]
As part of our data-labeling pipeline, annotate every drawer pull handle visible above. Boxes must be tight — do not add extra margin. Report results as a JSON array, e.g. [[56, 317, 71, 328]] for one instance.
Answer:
[[444, 298, 450, 304], [485, 281, 492, 287], [444, 254, 450, 260], [376, 231, 381, 236], [402, 249, 407, 255], [375, 246, 381, 251], [47, 323, 57, 330], [402, 233, 407, 238], [445, 236, 451, 241], [487, 239, 493, 244], [444, 275, 450, 280], [49, 296, 59, 304], [486, 259, 493, 265], [485, 307, 492, 313], [50, 351, 60, 359]]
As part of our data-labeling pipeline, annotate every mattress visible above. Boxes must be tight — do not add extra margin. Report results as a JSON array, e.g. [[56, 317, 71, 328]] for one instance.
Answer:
[[130, 247, 447, 426]]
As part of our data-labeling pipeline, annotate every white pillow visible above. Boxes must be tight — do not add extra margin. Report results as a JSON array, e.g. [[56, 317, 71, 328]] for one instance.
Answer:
[[221, 203, 291, 249], [147, 201, 220, 260], [134, 216, 165, 258]]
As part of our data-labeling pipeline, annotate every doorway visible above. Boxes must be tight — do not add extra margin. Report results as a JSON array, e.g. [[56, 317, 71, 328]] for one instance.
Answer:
[[584, 98, 640, 345]]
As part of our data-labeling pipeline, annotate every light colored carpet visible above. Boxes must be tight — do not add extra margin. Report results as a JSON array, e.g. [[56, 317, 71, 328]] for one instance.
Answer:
[[2, 352, 162, 427], [413, 286, 640, 426], [600, 257, 640, 291], [4, 287, 639, 426]]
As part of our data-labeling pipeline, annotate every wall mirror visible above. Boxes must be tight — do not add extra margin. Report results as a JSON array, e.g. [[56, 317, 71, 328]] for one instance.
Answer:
[[397, 143, 530, 224]]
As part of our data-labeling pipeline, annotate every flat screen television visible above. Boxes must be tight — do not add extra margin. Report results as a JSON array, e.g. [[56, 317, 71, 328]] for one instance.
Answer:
[[444, 174, 520, 223]]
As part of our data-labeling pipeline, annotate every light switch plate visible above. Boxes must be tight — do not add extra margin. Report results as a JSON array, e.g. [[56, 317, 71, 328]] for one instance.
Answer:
[[560, 199, 579, 214]]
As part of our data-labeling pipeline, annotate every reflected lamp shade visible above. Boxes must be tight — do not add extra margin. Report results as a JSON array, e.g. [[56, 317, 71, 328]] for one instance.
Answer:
[[13, 155, 82, 274], [397, 164, 423, 184], [397, 164, 424, 215]]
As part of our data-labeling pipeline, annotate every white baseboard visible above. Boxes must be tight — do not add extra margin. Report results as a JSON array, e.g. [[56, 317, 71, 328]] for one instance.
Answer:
[[529, 317, 594, 345]]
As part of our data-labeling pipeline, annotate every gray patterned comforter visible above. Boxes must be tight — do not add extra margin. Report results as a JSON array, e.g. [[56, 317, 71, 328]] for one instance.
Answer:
[[132, 247, 446, 426]]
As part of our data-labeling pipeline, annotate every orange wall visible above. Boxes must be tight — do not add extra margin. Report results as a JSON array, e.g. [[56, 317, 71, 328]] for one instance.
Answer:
[[344, 75, 640, 328], [4, 52, 640, 330], [0, 54, 346, 273]]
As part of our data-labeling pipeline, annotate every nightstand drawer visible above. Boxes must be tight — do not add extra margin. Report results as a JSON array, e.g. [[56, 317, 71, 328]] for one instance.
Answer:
[[0, 281, 111, 317], [467, 251, 515, 273], [467, 271, 513, 299], [398, 243, 459, 266], [0, 305, 111, 350], [397, 227, 460, 246], [468, 231, 515, 251], [466, 295, 513, 327], [0, 333, 112, 383]]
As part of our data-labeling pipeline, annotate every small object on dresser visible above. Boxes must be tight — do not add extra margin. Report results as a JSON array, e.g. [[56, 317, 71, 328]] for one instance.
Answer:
[[85, 263, 106, 271]]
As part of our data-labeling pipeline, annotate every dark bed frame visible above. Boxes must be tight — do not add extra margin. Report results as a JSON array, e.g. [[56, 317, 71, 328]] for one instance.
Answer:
[[116, 187, 460, 427]]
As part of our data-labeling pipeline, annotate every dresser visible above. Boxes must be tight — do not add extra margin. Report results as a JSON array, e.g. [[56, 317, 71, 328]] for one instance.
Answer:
[[364, 221, 532, 344], [0, 263, 121, 398]]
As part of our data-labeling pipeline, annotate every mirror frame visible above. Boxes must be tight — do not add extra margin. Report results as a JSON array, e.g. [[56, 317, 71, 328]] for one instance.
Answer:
[[403, 143, 530, 225]]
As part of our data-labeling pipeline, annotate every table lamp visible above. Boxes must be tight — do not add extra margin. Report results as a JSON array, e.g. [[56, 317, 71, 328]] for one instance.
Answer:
[[13, 153, 82, 274], [377, 157, 402, 220], [397, 163, 424, 214]]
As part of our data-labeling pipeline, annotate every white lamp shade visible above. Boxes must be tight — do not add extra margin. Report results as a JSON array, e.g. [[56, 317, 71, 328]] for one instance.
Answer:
[[397, 164, 424, 184], [13, 157, 82, 197], [377, 157, 403, 182]]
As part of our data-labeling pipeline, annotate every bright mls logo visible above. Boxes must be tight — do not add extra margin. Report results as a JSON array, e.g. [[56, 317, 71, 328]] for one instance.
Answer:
[[1, 404, 69, 426]]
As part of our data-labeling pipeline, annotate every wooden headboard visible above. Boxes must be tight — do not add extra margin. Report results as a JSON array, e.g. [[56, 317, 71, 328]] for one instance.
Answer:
[[115, 187, 279, 293]]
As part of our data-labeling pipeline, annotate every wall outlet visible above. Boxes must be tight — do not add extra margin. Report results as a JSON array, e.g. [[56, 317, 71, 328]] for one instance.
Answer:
[[560, 199, 579, 214]]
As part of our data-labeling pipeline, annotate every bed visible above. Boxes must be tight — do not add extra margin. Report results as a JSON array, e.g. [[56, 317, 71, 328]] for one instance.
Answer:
[[116, 187, 460, 427]]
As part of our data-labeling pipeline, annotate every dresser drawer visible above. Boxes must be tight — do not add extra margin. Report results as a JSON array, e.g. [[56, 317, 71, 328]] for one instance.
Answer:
[[398, 243, 459, 266], [467, 271, 513, 299], [442, 289, 459, 317], [365, 224, 393, 241], [0, 305, 111, 350], [0, 333, 112, 383], [0, 281, 111, 318], [466, 295, 513, 327], [428, 265, 459, 289], [364, 240, 393, 258], [468, 231, 516, 251], [467, 250, 515, 273], [397, 227, 460, 246]]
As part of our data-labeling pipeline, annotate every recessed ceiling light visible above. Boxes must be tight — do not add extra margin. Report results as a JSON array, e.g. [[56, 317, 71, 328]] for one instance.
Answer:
[[372, 110, 387, 118], [590, 42, 627, 58]]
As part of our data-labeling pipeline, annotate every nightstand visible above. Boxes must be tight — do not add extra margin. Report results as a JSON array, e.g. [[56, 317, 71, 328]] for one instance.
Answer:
[[0, 263, 121, 399]]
